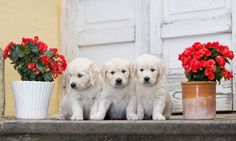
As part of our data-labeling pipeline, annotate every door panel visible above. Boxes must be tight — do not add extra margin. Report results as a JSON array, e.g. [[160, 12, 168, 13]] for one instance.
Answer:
[[162, 0, 233, 112], [77, 0, 135, 61], [79, 43, 135, 66]]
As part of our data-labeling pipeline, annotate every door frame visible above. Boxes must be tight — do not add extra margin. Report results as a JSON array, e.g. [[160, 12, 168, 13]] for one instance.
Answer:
[[232, 0, 236, 111]]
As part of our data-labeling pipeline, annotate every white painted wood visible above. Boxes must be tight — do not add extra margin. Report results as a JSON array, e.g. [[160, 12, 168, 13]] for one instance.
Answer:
[[77, 0, 135, 46], [149, 0, 163, 56], [163, 0, 231, 21], [61, 0, 81, 96], [168, 0, 225, 15], [83, 0, 132, 23], [161, 14, 231, 38], [77, 25, 134, 46], [162, 0, 231, 38], [79, 43, 135, 66], [61, 0, 80, 63], [134, 0, 149, 56], [232, 0, 236, 111]]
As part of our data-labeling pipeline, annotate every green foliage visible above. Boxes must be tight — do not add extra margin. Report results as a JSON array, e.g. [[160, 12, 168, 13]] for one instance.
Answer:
[[3, 37, 67, 82]]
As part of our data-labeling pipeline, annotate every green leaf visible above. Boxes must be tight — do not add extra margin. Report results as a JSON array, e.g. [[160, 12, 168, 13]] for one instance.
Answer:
[[210, 48, 220, 57], [43, 72, 54, 82], [185, 72, 192, 81], [225, 58, 230, 64], [30, 72, 37, 80], [215, 66, 221, 74], [28, 43, 39, 53], [44, 50, 55, 58], [36, 63, 45, 73]]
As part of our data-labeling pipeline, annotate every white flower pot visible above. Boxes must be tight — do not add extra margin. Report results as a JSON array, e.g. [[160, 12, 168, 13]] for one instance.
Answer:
[[11, 81, 54, 119]]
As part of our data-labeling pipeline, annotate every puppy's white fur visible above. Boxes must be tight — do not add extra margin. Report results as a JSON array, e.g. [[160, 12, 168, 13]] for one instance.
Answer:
[[135, 54, 172, 120], [58, 58, 102, 120], [90, 58, 137, 120]]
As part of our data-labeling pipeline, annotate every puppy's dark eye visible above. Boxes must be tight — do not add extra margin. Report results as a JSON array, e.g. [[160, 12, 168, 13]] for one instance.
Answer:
[[140, 69, 144, 72], [69, 74, 72, 77], [78, 73, 83, 78], [122, 70, 126, 73], [111, 71, 115, 75], [151, 68, 155, 72]]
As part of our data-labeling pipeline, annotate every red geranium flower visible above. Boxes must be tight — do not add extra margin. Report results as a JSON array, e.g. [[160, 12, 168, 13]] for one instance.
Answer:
[[39, 43, 47, 52], [40, 56, 50, 64], [27, 63, 35, 70], [3, 36, 67, 81], [34, 36, 39, 41], [49, 48, 58, 54], [178, 41, 234, 83], [216, 56, 226, 68], [3, 42, 15, 59], [206, 59, 215, 68], [208, 73, 215, 80]]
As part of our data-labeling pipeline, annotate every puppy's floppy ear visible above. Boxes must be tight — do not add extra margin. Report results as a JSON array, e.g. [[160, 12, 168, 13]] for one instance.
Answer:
[[129, 63, 136, 78], [157, 59, 166, 80], [88, 63, 100, 86], [101, 64, 108, 79]]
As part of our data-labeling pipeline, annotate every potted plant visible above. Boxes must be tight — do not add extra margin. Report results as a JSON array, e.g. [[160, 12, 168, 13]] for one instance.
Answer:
[[3, 36, 67, 119], [178, 41, 234, 119]]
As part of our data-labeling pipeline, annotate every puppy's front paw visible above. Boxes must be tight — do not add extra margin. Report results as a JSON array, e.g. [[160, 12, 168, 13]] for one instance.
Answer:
[[127, 114, 139, 120], [90, 113, 104, 120], [56, 115, 66, 120], [153, 113, 166, 121], [71, 114, 83, 120]]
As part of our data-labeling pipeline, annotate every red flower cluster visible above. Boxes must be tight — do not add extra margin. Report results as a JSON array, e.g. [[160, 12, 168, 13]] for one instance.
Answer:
[[3, 36, 67, 81], [3, 42, 15, 59], [178, 42, 234, 82]]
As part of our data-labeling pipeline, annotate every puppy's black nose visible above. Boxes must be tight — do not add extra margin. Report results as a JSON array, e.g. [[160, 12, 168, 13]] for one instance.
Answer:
[[116, 78, 122, 84], [144, 76, 150, 82], [70, 83, 76, 88]]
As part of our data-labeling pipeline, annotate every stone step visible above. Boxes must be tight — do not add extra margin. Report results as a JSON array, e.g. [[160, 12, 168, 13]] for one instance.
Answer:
[[1, 114, 236, 141]]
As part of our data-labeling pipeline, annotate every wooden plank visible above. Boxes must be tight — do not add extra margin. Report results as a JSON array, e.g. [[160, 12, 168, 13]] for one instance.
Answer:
[[232, 0, 236, 111], [161, 14, 231, 39], [134, 0, 150, 56], [77, 25, 135, 47], [149, 0, 162, 56], [61, 0, 81, 97], [0, 49, 5, 116], [167, 72, 232, 113], [77, 0, 135, 47]]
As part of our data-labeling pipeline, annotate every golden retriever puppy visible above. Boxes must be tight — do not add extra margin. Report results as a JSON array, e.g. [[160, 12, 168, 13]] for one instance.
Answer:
[[90, 58, 138, 120], [57, 58, 102, 120], [135, 54, 172, 120]]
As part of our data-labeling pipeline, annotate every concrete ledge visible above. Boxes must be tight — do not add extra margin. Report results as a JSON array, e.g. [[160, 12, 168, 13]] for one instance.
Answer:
[[1, 114, 236, 141], [2, 119, 236, 135]]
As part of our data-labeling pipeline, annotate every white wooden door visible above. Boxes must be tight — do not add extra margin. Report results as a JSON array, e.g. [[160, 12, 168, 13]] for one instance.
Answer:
[[62, 0, 139, 66], [154, 0, 234, 112], [61, 0, 235, 112]]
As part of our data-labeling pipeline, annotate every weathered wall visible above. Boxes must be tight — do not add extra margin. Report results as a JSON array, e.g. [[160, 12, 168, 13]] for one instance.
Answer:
[[0, 49, 4, 116], [0, 0, 61, 116]]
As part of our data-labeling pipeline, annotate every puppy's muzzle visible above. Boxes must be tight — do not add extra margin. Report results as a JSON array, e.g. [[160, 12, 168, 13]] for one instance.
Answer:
[[70, 82, 77, 89], [144, 76, 150, 83], [115, 78, 123, 85]]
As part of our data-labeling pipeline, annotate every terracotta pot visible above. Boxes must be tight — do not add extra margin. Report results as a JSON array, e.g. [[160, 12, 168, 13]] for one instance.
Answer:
[[181, 81, 216, 119]]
